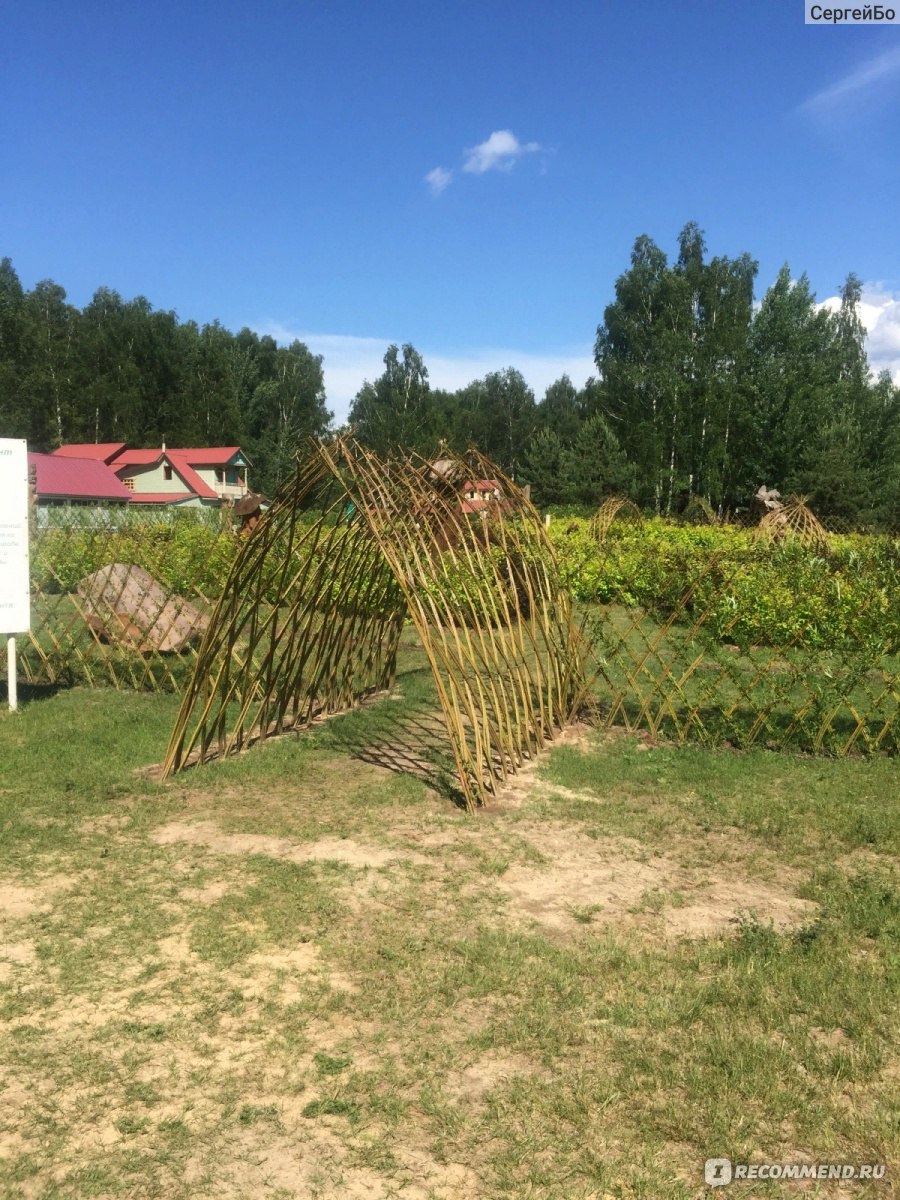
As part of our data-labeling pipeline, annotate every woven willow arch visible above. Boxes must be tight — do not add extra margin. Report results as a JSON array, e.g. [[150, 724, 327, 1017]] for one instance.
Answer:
[[162, 438, 588, 810], [589, 496, 643, 541]]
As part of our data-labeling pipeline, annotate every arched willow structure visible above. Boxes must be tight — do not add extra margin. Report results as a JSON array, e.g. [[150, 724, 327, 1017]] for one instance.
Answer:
[[162, 438, 588, 810], [589, 496, 643, 541]]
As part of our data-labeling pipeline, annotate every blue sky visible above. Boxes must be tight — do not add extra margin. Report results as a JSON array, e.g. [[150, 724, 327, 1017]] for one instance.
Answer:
[[3, 0, 899, 419]]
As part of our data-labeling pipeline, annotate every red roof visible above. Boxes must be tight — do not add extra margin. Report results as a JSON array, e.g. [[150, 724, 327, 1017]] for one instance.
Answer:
[[463, 479, 501, 492], [112, 448, 165, 467], [52, 443, 126, 464], [109, 449, 218, 500], [166, 453, 218, 499], [176, 447, 246, 465], [51, 443, 248, 503], [29, 452, 132, 501], [127, 492, 197, 504]]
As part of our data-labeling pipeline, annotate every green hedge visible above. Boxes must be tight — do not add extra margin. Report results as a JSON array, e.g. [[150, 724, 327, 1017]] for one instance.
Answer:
[[32, 523, 240, 596], [30, 513, 900, 653], [549, 519, 900, 651]]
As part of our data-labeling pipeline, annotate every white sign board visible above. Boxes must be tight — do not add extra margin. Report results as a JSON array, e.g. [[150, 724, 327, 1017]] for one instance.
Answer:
[[0, 439, 30, 633]]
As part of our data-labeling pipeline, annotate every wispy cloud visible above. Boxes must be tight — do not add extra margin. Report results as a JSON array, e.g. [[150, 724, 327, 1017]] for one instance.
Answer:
[[463, 129, 542, 174], [424, 166, 453, 196], [801, 45, 900, 115], [424, 129, 544, 194], [254, 323, 594, 423]]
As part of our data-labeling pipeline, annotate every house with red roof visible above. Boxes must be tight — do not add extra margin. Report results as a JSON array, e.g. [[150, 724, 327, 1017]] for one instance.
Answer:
[[460, 479, 504, 515], [52, 444, 251, 508], [29, 452, 133, 510]]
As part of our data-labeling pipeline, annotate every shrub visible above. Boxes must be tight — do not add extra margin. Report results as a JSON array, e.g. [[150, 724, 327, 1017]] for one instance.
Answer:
[[549, 518, 900, 651]]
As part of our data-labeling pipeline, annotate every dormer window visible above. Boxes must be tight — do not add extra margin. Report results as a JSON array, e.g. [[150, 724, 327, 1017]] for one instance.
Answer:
[[164, 465, 173, 481]]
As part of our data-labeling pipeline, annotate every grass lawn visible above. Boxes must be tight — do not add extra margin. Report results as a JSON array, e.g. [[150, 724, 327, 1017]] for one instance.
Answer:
[[0, 638, 897, 1198]]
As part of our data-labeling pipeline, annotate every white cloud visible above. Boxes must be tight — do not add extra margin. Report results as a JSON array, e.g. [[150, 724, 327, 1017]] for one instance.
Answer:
[[819, 285, 900, 381], [462, 129, 541, 175], [254, 323, 595, 424], [424, 166, 453, 195], [801, 45, 900, 115]]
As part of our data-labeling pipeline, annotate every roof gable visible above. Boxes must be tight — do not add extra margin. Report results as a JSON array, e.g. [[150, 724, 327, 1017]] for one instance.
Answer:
[[165, 453, 219, 499]]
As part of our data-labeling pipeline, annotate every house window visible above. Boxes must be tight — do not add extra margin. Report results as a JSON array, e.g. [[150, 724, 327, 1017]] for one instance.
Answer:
[[164, 465, 173, 481], [215, 468, 224, 484], [123, 478, 135, 491]]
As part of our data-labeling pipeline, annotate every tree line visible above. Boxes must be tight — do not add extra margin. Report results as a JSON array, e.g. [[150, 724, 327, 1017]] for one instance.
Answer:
[[0, 259, 330, 495], [348, 225, 900, 525], [2, 223, 898, 522]]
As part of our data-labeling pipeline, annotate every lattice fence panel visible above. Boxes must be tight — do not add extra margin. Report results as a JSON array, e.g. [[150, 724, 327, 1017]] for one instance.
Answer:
[[579, 502, 900, 755], [24, 508, 237, 693]]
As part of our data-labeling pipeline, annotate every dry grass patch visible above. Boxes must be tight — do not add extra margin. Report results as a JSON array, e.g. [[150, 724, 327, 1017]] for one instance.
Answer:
[[0, 691, 897, 1198], [495, 822, 817, 939], [152, 819, 420, 870]]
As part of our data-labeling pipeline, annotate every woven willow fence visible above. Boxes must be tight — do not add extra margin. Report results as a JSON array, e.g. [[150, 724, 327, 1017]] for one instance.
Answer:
[[572, 500, 900, 755], [21, 477, 899, 787], [162, 438, 590, 810], [22, 509, 235, 693]]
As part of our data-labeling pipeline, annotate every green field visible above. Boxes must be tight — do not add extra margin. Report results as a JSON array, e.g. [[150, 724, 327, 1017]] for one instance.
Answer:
[[0, 635, 897, 1198]]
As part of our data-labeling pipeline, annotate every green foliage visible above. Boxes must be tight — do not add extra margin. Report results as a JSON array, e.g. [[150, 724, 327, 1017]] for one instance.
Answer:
[[550, 518, 900, 650], [4, 240, 900, 527], [32, 518, 240, 596], [348, 343, 434, 456], [0, 258, 329, 494]]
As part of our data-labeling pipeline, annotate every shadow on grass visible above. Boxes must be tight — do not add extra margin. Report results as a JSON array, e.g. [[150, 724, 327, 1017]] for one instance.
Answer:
[[0, 679, 67, 705], [323, 702, 469, 809], [307, 664, 468, 808]]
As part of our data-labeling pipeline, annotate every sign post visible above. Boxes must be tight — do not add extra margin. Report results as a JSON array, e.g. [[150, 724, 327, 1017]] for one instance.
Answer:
[[0, 439, 30, 712]]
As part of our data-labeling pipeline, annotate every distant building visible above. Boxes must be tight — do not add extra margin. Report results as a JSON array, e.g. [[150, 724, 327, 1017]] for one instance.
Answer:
[[52, 444, 252, 508], [29, 451, 133, 518], [460, 479, 503, 514]]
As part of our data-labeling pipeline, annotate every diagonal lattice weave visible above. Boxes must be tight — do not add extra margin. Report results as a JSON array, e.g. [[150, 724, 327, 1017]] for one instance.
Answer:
[[578, 500, 900, 755], [162, 438, 590, 809], [23, 509, 228, 693]]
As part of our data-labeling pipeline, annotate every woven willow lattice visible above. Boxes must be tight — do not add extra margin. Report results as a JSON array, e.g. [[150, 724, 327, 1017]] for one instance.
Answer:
[[583, 526, 900, 756], [23, 510, 228, 693], [162, 438, 589, 810]]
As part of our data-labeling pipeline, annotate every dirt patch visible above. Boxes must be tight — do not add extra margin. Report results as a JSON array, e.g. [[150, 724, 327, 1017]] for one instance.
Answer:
[[490, 722, 598, 807], [152, 821, 424, 869], [664, 884, 816, 937], [212, 1125, 480, 1200], [497, 825, 816, 938], [809, 1027, 853, 1051], [156, 930, 198, 966], [0, 885, 43, 921], [231, 943, 341, 1003], [0, 940, 36, 983], [445, 1050, 546, 1103], [80, 813, 131, 835], [180, 879, 232, 905], [0, 875, 75, 922]]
